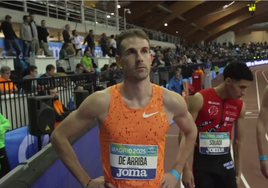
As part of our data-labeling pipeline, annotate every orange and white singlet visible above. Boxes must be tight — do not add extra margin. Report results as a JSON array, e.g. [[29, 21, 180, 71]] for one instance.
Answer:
[[99, 83, 170, 187]]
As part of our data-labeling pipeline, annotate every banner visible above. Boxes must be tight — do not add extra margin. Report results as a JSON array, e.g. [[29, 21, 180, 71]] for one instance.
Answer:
[[5, 126, 50, 169], [0, 38, 102, 60], [245, 59, 268, 67], [31, 125, 103, 188]]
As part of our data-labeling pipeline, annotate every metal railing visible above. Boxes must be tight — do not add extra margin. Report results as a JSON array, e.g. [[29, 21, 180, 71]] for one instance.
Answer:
[[0, 73, 96, 130], [0, 61, 228, 130], [0, 0, 179, 44]]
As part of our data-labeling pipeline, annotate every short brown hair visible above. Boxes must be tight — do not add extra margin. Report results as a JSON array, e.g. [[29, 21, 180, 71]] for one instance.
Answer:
[[46, 64, 55, 71], [116, 28, 150, 56]]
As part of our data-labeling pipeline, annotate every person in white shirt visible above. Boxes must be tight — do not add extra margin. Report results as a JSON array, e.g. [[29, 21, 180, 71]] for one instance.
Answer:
[[109, 35, 117, 57], [71, 30, 82, 56]]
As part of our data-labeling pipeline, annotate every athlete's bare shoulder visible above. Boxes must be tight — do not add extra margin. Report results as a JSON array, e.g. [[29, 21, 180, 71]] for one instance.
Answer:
[[162, 88, 183, 104], [186, 92, 203, 111], [162, 88, 187, 115]]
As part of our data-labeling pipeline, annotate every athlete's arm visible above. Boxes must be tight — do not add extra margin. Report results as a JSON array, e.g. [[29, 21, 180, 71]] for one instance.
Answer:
[[233, 101, 246, 179], [256, 86, 268, 161], [179, 93, 203, 172], [165, 90, 197, 174], [51, 90, 109, 187]]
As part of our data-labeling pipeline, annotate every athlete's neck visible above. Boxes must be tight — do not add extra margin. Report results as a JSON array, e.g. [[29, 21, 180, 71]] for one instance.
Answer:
[[121, 78, 152, 101], [214, 83, 230, 99]]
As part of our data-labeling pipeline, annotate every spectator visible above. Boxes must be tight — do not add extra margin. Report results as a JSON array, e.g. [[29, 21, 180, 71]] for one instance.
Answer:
[[37, 20, 52, 56], [71, 30, 82, 56], [0, 66, 17, 94], [101, 64, 109, 72], [62, 24, 75, 54], [83, 29, 95, 57], [152, 55, 161, 67], [109, 63, 118, 71], [67, 63, 85, 85], [80, 48, 94, 72], [214, 65, 220, 80], [59, 43, 73, 60], [22, 65, 38, 92], [39, 64, 56, 87], [167, 71, 183, 95], [20, 15, 32, 59], [0, 113, 11, 178], [109, 35, 117, 57], [195, 65, 204, 74], [99, 33, 108, 57], [48, 87, 71, 129], [58, 43, 74, 72], [29, 13, 40, 56], [41, 64, 55, 78], [0, 15, 21, 57], [73, 63, 84, 74], [67, 85, 84, 111]]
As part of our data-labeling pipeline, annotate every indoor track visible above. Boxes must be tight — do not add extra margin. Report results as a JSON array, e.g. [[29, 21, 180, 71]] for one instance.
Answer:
[[164, 64, 268, 188]]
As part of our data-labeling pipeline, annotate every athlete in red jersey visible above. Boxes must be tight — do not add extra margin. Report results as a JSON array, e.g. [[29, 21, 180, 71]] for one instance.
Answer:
[[180, 62, 253, 188]]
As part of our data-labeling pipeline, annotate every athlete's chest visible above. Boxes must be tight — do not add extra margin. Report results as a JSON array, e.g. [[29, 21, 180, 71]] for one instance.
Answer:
[[101, 107, 169, 143], [197, 100, 240, 130]]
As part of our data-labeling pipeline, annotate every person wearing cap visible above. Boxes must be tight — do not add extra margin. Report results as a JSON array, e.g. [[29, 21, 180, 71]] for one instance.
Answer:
[[0, 15, 21, 57]]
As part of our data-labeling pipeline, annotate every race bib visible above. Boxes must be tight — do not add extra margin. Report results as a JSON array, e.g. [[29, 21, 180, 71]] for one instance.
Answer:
[[110, 143, 158, 180], [199, 132, 230, 155]]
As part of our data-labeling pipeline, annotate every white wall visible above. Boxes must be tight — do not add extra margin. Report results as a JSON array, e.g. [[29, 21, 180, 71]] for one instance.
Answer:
[[235, 31, 268, 44], [0, 8, 175, 48], [215, 31, 235, 45]]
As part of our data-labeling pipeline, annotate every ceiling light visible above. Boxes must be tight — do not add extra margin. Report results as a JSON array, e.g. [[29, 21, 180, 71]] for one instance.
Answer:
[[223, 1, 234, 9], [117, 5, 121, 8], [176, 31, 178, 33], [107, 15, 110, 18], [111, 13, 114, 15], [164, 23, 168, 26]]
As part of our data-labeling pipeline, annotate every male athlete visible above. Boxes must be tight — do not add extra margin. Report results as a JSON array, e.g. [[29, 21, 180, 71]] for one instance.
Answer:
[[256, 86, 268, 179], [51, 29, 197, 188], [180, 62, 253, 188]]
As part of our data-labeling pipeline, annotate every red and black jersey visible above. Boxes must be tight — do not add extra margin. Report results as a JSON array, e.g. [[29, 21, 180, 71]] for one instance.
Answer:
[[195, 88, 243, 147]]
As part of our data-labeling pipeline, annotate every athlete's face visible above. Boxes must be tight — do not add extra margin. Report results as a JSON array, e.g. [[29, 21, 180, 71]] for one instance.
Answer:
[[116, 37, 152, 83], [226, 78, 251, 99]]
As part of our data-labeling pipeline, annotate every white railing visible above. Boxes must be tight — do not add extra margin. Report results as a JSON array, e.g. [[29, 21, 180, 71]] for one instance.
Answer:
[[0, 0, 180, 44]]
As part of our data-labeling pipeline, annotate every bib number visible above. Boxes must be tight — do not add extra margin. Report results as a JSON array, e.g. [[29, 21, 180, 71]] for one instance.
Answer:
[[110, 143, 158, 180], [199, 132, 230, 155]]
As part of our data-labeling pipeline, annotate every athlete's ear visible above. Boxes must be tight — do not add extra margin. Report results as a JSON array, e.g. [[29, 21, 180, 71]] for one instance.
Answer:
[[150, 53, 153, 61], [115, 55, 122, 67], [225, 77, 232, 85]]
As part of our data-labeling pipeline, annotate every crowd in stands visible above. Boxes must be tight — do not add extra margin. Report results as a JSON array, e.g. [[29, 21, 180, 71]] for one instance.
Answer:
[[0, 13, 118, 60], [1, 12, 267, 129], [150, 41, 268, 69]]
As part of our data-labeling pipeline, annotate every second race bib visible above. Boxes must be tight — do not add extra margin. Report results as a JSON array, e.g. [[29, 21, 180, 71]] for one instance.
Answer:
[[199, 132, 230, 155], [110, 142, 158, 180]]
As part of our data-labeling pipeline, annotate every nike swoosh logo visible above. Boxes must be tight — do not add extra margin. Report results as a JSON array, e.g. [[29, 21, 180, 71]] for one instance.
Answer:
[[143, 112, 159, 118]]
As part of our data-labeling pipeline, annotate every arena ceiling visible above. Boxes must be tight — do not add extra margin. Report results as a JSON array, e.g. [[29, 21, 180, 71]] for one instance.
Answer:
[[85, 1, 268, 43]]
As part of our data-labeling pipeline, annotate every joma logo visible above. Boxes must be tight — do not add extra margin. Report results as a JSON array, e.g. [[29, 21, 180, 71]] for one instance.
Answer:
[[116, 169, 148, 177]]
